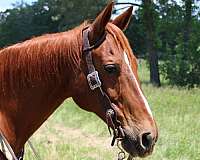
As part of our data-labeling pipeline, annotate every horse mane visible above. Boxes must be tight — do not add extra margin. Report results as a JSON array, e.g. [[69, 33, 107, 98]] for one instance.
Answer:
[[0, 22, 88, 97]]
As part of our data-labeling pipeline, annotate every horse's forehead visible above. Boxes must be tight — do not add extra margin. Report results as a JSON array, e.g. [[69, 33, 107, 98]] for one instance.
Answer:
[[98, 24, 136, 65], [107, 28, 132, 56], [95, 35, 121, 59]]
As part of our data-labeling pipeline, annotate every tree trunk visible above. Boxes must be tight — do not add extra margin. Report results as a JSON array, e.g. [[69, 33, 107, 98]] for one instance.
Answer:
[[142, 0, 161, 86], [183, 0, 192, 52]]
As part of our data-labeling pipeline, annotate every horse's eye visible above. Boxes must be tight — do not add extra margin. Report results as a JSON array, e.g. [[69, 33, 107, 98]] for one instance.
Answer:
[[104, 64, 119, 75]]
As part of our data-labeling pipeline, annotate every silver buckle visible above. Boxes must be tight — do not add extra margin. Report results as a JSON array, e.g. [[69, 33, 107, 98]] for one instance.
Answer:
[[87, 71, 101, 90]]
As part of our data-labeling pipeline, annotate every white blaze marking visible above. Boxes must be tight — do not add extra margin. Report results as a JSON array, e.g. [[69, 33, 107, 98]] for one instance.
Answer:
[[123, 52, 153, 118]]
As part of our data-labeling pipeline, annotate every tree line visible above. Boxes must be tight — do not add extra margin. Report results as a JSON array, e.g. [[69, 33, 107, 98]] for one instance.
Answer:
[[0, 0, 199, 87]]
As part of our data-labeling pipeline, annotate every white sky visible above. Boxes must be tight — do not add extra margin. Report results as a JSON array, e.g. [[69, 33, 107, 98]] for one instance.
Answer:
[[0, 0, 139, 12], [0, 0, 36, 11], [0, 0, 198, 12]]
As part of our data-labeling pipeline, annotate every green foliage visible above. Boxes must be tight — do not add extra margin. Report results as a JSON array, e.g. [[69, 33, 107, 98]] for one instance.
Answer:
[[0, 1, 59, 47], [159, 0, 200, 87], [125, 0, 200, 87], [0, 0, 107, 48], [161, 23, 200, 87], [125, 2, 159, 58], [125, 15, 146, 57], [156, 1, 184, 57], [54, 0, 107, 31]]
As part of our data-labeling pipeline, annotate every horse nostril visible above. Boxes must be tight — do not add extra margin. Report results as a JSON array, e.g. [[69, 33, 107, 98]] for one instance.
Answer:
[[140, 132, 153, 150]]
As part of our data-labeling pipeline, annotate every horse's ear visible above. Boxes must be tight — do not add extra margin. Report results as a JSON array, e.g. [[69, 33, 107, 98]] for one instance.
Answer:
[[89, 1, 114, 45], [112, 6, 133, 31]]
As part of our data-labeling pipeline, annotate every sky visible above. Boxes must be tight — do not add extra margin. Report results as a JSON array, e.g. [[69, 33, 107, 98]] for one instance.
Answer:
[[0, 0, 36, 11], [0, 0, 139, 12], [0, 0, 193, 12]]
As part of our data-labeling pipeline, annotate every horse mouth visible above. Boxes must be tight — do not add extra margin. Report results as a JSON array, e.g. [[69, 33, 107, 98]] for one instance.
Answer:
[[121, 139, 153, 158], [121, 130, 154, 158]]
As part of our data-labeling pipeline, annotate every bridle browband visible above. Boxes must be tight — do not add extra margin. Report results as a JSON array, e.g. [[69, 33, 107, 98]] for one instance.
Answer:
[[82, 27, 125, 147]]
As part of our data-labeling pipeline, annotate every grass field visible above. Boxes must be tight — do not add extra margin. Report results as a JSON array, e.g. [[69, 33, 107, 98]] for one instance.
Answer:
[[24, 60, 200, 160]]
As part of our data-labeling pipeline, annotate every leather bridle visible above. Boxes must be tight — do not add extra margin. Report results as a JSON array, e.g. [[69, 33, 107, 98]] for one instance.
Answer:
[[82, 27, 125, 146]]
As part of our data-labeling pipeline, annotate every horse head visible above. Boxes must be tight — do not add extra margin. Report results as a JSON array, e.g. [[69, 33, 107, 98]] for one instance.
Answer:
[[73, 2, 158, 158]]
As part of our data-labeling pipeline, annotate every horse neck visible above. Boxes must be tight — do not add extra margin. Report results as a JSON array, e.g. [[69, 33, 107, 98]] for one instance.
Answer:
[[0, 27, 84, 154], [50, 29, 83, 94], [2, 27, 83, 98]]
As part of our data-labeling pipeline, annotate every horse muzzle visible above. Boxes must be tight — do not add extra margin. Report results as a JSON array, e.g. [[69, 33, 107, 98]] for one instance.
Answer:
[[121, 128, 157, 158]]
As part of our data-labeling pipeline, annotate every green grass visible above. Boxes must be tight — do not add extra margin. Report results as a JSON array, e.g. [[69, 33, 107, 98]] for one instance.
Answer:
[[24, 60, 200, 160]]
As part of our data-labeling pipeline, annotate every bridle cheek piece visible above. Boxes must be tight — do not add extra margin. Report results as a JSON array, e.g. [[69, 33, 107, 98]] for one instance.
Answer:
[[87, 71, 101, 90], [82, 27, 125, 147]]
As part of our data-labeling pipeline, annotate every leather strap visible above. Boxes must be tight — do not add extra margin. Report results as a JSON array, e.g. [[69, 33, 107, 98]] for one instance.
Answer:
[[0, 131, 39, 160], [83, 28, 96, 73], [0, 131, 18, 160], [82, 27, 124, 146]]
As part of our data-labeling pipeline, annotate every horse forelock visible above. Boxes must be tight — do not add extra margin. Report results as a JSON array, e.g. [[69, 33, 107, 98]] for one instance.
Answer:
[[0, 22, 88, 97]]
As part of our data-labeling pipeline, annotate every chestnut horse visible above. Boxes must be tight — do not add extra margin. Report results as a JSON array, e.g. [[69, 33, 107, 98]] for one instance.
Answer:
[[0, 2, 158, 159]]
